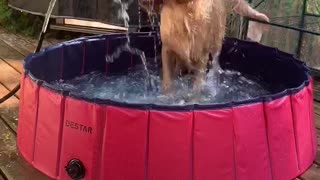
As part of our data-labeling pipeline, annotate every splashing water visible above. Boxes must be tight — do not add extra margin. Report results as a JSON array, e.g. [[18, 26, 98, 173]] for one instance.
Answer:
[[140, 0, 160, 65], [106, 0, 152, 90], [105, 43, 152, 91], [138, 4, 142, 31], [51, 62, 270, 105], [114, 0, 131, 29]]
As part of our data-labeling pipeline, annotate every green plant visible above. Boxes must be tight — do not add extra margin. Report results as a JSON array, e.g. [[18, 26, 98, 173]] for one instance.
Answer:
[[0, 0, 42, 37]]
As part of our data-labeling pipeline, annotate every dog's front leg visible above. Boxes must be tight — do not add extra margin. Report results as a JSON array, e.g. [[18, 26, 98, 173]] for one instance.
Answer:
[[193, 61, 207, 93], [187, 60, 207, 103], [229, 0, 269, 22], [161, 46, 174, 94]]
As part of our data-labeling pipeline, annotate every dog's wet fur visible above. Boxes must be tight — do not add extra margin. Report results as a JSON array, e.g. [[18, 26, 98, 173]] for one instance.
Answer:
[[139, 0, 269, 95]]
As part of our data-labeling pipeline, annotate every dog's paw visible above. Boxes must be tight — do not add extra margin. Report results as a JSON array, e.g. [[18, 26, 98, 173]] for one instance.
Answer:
[[161, 82, 172, 95], [161, 89, 174, 99], [254, 12, 270, 22], [247, 21, 269, 42]]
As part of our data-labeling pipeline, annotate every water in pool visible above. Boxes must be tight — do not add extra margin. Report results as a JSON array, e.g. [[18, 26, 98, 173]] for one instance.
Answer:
[[50, 63, 270, 105], [50, 1, 270, 105]]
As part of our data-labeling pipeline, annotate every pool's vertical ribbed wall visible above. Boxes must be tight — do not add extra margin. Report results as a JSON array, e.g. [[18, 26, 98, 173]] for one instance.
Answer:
[[101, 107, 149, 180], [17, 75, 317, 180], [34, 87, 65, 177], [148, 111, 193, 180], [264, 95, 300, 180], [193, 108, 234, 180], [59, 98, 105, 180], [17, 76, 40, 163]]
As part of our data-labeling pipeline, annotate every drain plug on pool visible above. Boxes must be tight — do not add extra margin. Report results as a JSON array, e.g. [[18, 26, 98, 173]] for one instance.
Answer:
[[65, 159, 85, 180]]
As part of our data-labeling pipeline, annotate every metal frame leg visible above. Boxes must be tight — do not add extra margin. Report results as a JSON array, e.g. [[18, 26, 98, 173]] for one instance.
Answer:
[[35, 0, 57, 53], [0, 0, 57, 104], [295, 0, 307, 59]]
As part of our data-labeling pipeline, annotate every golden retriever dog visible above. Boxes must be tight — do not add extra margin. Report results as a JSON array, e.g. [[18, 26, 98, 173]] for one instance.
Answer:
[[139, 0, 269, 94]]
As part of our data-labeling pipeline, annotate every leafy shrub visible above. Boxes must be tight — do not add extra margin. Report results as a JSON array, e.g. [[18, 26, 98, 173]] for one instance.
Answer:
[[0, 0, 42, 36]]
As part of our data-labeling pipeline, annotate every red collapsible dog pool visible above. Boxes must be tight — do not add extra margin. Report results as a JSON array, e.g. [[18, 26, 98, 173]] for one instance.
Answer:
[[17, 32, 317, 180]]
